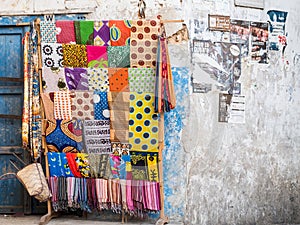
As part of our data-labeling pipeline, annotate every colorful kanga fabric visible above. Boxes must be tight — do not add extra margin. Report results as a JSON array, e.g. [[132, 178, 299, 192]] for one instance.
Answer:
[[87, 68, 109, 91], [40, 20, 57, 43], [70, 91, 94, 120], [87, 46, 108, 68], [75, 21, 94, 45], [55, 20, 76, 44], [54, 91, 72, 120], [47, 152, 75, 177], [42, 43, 64, 68], [45, 119, 83, 153], [62, 44, 88, 68], [93, 91, 110, 121], [42, 67, 68, 92], [130, 151, 159, 181], [64, 67, 89, 91], [75, 153, 90, 177], [130, 19, 159, 68], [108, 68, 129, 92], [107, 46, 130, 68], [128, 68, 155, 92], [89, 153, 111, 178], [83, 120, 111, 154], [109, 20, 132, 46], [129, 93, 159, 151], [110, 154, 121, 179], [107, 92, 130, 143], [94, 21, 110, 46], [119, 154, 132, 180]]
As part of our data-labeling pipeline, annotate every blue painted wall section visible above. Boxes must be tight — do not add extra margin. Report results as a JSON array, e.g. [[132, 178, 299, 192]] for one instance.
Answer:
[[163, 67, 189, 221]]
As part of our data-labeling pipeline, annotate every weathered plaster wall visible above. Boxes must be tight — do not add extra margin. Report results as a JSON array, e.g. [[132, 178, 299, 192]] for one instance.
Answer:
[[1, 0, 300, 224]]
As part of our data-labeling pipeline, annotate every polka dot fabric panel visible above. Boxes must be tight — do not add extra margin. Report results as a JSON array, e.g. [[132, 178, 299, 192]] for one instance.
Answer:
[[108, 68, 129, 92], [109, 20, 132, 46], [129, 93, 159, 151], [128, 68, 155, 93], [87, 68, 109, 92], [62, 44, 88, 68], [94, 91, 110, 121], [71, 91, 94, 120], [130, 19, 160, 68]]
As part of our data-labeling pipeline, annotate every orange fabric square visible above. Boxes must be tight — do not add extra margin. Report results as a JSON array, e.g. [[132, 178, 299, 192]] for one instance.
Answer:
[[109, 20, 132, 46], [108, 68, 129, 92]]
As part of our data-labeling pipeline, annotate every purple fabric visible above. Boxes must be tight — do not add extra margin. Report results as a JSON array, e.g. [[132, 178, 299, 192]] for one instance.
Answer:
[[94, 21, 110, 46], [65, 67, 89, 90]]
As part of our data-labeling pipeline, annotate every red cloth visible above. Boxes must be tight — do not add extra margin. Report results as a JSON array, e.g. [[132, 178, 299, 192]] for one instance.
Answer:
[[56, 21, 76, 44]]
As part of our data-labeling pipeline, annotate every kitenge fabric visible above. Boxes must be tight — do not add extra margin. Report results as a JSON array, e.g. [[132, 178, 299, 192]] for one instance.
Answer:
[[40, 20, 57, 43], [107, 92, 130, 143], [56, 20, 76, 44], [54, 91, 72, 120], [130, 19, 160, 68], [41, 92, 55, 120], [45, 119, 83, 153], [83, 120, 111, 154], [108, 68, 129, 92], [88, 153, 111, 178], [87, 68, 109, 91], [42, 43, 64, 68], [70, 91, 94, 120], [107, 46, 130, 68], [42, 67, 68, 92], [129, 93, 159, 151], [62, 44, 88, 68], [87, 45, 108, 68], [109, 20, 132, 46], [128, 68, 155, 92], [47, 152, 74, 177], [64, 67, 89, 91], [94, 21, 110, 46], [75, 21, 94, 45], [93, 91, 110, 121]]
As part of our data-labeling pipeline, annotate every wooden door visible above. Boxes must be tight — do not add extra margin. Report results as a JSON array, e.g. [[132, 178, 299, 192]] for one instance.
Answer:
[[0, 25, 31, 214]]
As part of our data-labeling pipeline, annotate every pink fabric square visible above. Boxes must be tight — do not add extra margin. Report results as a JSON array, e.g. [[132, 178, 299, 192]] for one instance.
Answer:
[[56, 21, 76, 44], [86, 45, 108, 68]]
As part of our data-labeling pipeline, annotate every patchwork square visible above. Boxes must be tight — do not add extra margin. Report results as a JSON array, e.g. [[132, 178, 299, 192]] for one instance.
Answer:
[[107, 46, 130, 68]]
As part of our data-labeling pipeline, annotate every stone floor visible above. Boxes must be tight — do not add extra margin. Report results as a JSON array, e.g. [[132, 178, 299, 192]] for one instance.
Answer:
[[0, 214, 183, 225]]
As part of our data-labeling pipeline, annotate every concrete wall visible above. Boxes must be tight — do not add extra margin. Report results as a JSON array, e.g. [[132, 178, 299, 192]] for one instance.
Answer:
[[1, 0, 300, 224]]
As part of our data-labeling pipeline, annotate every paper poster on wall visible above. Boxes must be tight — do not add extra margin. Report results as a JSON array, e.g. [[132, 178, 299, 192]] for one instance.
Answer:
[[250, 21, 268, 64], [192, 40, 241, 93], [230, 19, 250, 56], [267, 10, 288, 51], [219, 94, 245, 123], [234, 0, 264, 9], [208, 15, 230, 32]]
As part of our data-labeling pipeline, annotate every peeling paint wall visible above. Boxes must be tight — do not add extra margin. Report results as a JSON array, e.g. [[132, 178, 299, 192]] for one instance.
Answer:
[[1, 0, 300, 224]]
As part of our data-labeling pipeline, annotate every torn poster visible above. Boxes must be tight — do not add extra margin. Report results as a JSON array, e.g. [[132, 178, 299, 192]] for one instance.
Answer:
[[208, 15, 230, 32], [230, 19, 250, 56], [192, 40, 241, 93], [219, 94, 245, 123], [267, 10, 288, 51], [250, 21, 269, 63]]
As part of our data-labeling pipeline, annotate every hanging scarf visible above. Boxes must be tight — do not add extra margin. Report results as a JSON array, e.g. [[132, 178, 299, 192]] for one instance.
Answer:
[[154, 36, 176, 113]]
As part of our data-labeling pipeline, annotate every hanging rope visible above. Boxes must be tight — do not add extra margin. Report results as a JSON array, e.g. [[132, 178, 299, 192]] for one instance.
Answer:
[[138, 0, 146, 19]]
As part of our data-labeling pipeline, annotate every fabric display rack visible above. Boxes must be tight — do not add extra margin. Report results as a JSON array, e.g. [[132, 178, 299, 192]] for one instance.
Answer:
[[22, 15, 177, 225]]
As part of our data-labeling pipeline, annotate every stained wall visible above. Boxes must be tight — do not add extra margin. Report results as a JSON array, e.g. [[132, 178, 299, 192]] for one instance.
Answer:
[[1, 0, 300, 224]]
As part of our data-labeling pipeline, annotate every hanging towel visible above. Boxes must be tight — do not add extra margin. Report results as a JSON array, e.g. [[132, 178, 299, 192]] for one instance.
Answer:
[[56, 20, 76, 44], [109, 20, 131, 46], [94, 20, 110, 46], [75, 21, 94, 45]]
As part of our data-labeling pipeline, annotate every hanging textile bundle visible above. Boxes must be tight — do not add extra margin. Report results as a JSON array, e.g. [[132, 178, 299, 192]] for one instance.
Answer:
[[154, 35, 176, 113]]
